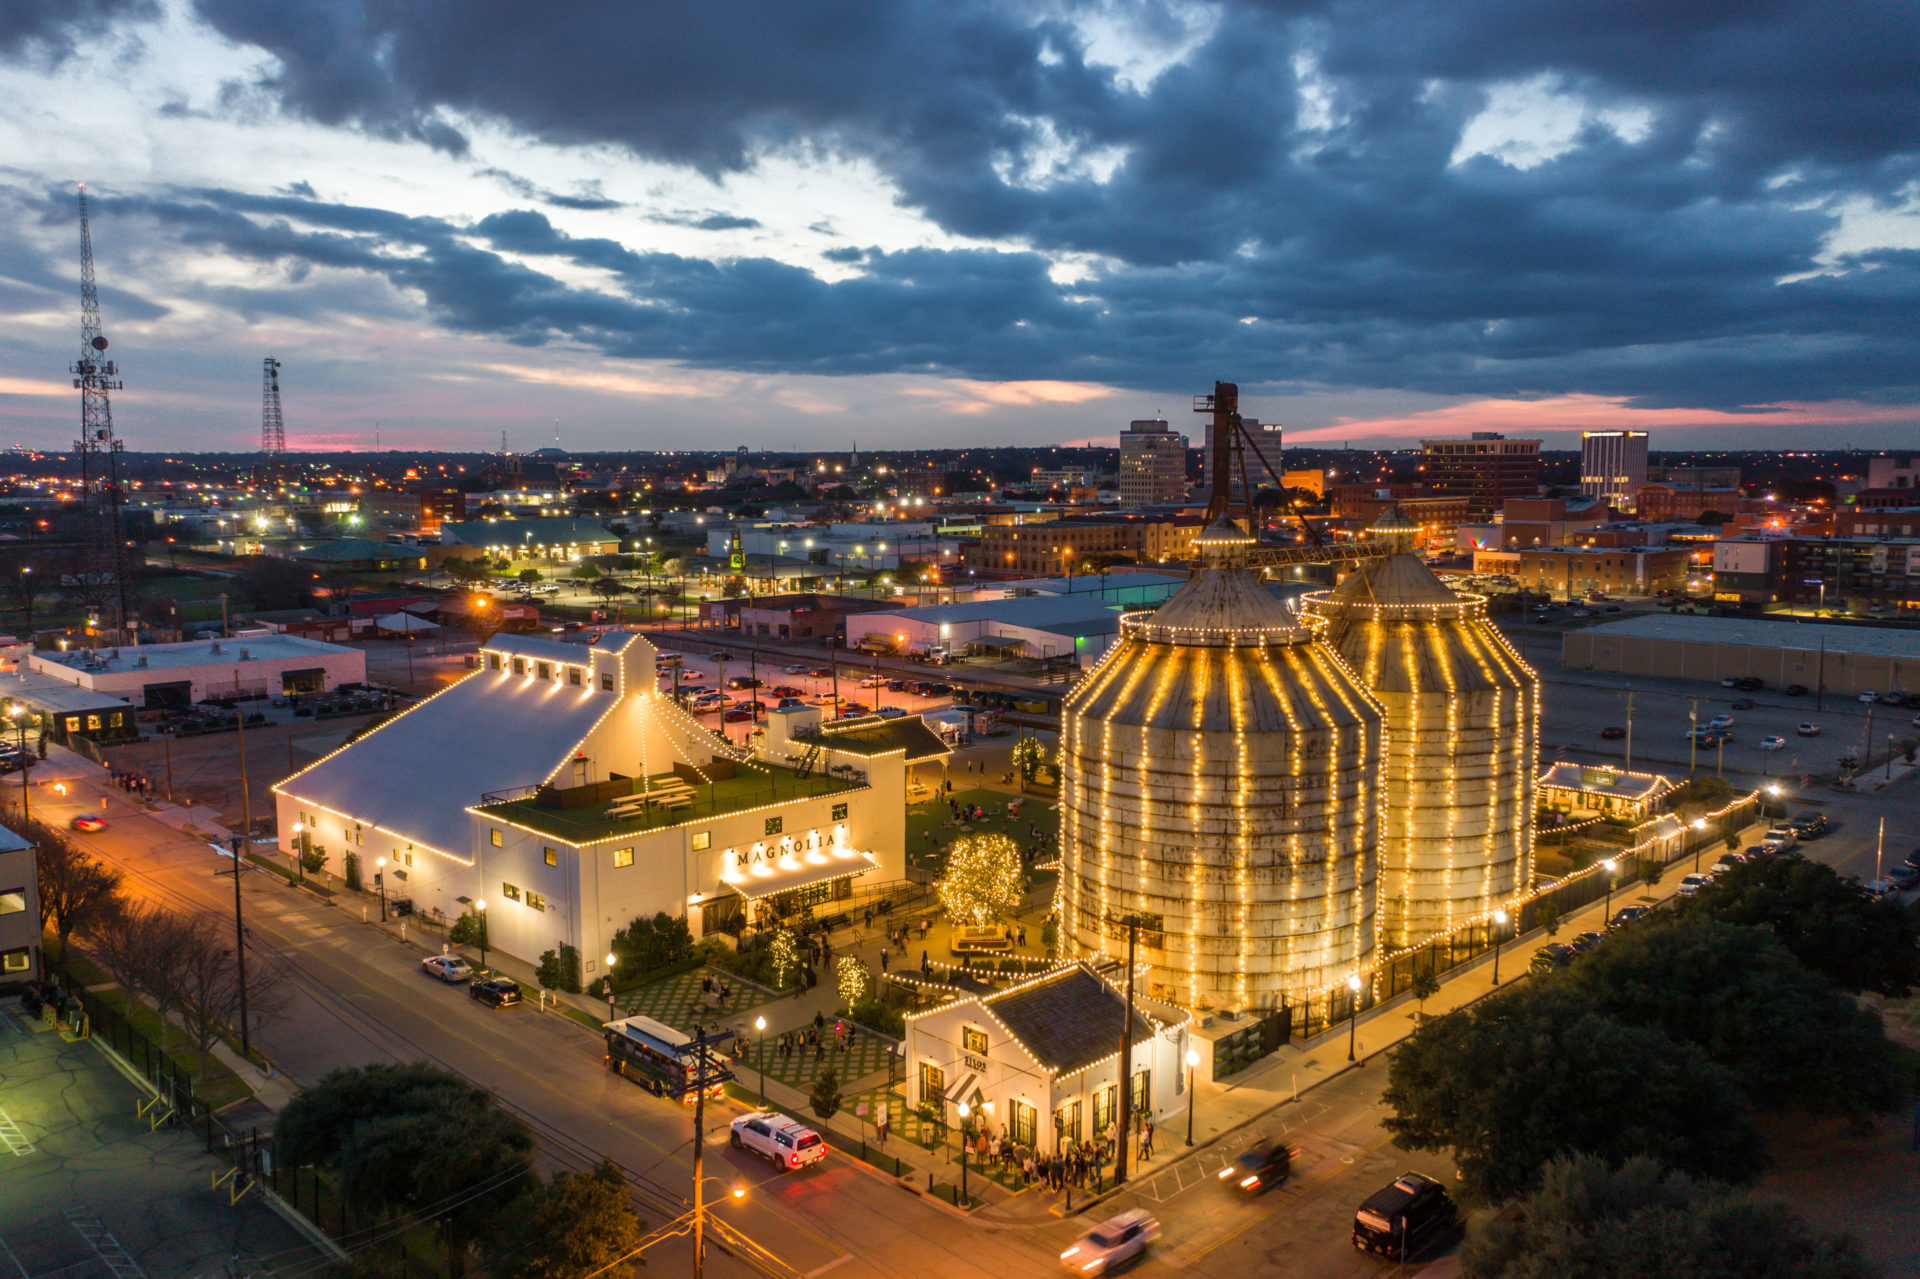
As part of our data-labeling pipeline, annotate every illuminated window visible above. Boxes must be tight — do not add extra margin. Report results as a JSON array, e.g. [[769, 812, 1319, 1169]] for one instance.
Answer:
[[765, 816, 783, 836], [490, 829, 503, 847], [602, 673, 615, 691], [543, 847, 558, 867], [87, 714, 101, 731], [831, 803, 849, 821], [502, 883, 521, 902], [526, 891, 546, 911], [536, 662, 552, 680], [692, 831, 711, 851], [612, 848, 634, 868], [0, 888, 24, 916], [513, 658, 526, 675], [569, 669, 582, 686], [0, 949, 26, 973], [962, 1026, 988, 1055]]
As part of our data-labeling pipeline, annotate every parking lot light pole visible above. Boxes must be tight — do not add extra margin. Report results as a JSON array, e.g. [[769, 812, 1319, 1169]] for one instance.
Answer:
[[755, 1014, 767, 1104], [1491, 908, 1508, 984], [606, 952, 618, 1022], [1603, 859, 1618, 918], [375, 857, 387, 922], [1184, 1049, 1200, 1145]]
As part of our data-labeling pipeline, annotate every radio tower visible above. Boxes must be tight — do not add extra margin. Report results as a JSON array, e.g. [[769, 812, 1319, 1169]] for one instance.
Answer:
[[261, 357, 286, 455], [71, 184, 129, 640]]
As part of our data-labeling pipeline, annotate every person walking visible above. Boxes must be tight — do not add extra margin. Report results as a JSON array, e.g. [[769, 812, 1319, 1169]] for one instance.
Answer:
[[879, 947, 889, 973], [876, 1105, 889, 1148], [1141, 1120, 1154, 1161]]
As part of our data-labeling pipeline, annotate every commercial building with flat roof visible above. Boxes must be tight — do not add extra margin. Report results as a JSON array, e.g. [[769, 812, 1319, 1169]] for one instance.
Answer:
[[1419, 434, 1542, 517], [28, 635, 365, 716], [1561, 614, 1920, 696]]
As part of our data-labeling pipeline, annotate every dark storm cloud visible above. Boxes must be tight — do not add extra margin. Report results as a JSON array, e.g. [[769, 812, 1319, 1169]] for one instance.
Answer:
[[0, 0, 158, 63], [62, 2, 1920, 407]]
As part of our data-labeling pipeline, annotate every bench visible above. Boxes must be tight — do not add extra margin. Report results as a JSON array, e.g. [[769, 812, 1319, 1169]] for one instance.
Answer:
[[817, 912, 851, 934]]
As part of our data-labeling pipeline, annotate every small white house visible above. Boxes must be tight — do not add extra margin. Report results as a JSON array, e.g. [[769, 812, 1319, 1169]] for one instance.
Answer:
[[903, 963, 1189, 1155]]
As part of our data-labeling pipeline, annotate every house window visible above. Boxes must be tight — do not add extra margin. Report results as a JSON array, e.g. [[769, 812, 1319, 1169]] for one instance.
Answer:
[[513, 658, 526, 675], [1092, 1084, 1116, 1135], [612, 848, 634, 868], [692, 831, 710, 851], [962, 1026, 988, 1055], [404, 852, 413, 867], [569, 669, 582, 686], [526, 891, 546, 911], [536, 662, 551, 681], [502, 883, 521, 902], [489, 653, 501, 670], [0, 888, 24, 916], [831, 803, 848, 821], [764, 816, 783, 837], [919, 1061, 945, 1107], [1010, 1100, 1037, 1149], [110, 712, 124, 727], [1130, 1069, 1150, 1115], [490, 829, 503, 847], [602, 673, 614, 691], [65, 717, 79, 733], [0, 949, 27, 973], [544, 847, 558, 867], [87, 714, 101, 731]]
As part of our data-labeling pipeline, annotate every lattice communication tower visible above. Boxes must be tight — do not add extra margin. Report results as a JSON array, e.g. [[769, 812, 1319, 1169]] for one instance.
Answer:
[[71, 183, 129, 638]]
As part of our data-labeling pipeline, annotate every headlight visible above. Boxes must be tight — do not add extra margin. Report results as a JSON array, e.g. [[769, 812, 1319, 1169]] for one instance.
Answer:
[[1217, 1167, 1234, 1179], [1240, 1176, 1261, 1188], [1060, 1248, 1078, 1260]]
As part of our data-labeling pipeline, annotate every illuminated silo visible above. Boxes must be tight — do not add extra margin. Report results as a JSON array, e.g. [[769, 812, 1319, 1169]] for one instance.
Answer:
[[1059, 518, 1385, 1014], [1302, 509, 1538, 948]]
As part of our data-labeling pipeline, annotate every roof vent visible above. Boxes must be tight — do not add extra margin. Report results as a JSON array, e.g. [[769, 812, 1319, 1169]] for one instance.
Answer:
[[240, 647, 250, 660], [135, 654, 148, 668], [210, 641, 222, 654]]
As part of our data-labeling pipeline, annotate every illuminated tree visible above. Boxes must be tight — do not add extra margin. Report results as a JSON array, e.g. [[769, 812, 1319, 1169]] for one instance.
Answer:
[[1011, 737, 1047, 787], [836, 954, 871, 1006], [938, 833, 1022, 927], [770, 928, 797, 989]]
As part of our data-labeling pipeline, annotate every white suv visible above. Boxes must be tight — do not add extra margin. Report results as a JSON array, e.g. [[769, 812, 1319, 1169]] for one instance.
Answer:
[[729, 1111, 827, 1171]]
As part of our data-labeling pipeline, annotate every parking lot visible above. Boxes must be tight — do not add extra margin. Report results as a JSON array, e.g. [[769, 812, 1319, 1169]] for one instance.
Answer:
[[650, 639, 963, 737]]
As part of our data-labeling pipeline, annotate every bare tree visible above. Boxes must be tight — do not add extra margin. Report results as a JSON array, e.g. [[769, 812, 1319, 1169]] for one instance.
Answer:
[[83, 901, 194, 1053], [33, 832, 123, 958], [170, 914, 286, 1085]]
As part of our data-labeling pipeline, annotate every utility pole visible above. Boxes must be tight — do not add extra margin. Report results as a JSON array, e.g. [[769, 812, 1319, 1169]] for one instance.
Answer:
[[221, 594, 253, 1057], [1688, 697, 1700, 780], [678, 1026, 735, 1279], [1111, 915, 1140, 1187]]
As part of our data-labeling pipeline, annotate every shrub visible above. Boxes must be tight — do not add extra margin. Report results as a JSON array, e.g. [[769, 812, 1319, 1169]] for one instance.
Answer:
[[343, 850, 363, 892], [846, 997, 904, 1038]]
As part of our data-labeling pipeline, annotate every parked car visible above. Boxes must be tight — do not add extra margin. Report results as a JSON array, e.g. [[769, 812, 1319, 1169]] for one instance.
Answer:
[[1790, 812, 1828, 839], [1529, 944, 1574, 973], [469, 977, 522, 1008], [708, 652, 735, 662], [1759, 735, 1786, 751], [1607, 906, 1651, 931], [422, 955, 473, 983], [70, 813, 107, 832], [1599, 726, 1626, 740], [1864, 879, 1899, 899], [876, 706, 908, 718], [1708, 714, 1735, 729], [859, 675, 888, 688], [1711, 855, 1746, 876], [1784, 683, 1809, 696], [1061, 1210, 1160, 1274], [1352, 1172, 1459, 1261], [1571, 609, 1591, 618], [726, 676, 763, 690], [1734, 677, 1764, 691], [1761, 827, 1798, 851], [1859, 691, 1878, 703], [1885, 864, 1920, 891], [722, 708, 753, 723], [729, 1111, 828, 1171], [1568, 930, 1606, 955], [783, 664, 812, 675], [1731, 698, 1755, 710], [1218, 1139, 1292, 1193], [1676, 873, 1712, 897], [1902, 848, 1920, 874], [1796, 723, 1821, 736]]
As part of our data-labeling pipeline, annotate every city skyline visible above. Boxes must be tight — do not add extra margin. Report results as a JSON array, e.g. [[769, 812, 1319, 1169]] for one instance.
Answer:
[[1, 0, 1917, 453]]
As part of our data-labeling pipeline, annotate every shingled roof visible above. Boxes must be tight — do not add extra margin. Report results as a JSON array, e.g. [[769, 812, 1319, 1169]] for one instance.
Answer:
[[984, 964, 1158, 1077]]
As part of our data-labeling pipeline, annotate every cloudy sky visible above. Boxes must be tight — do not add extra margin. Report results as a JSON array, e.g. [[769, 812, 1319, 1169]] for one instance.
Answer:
[[1, 0, 1917, 454]]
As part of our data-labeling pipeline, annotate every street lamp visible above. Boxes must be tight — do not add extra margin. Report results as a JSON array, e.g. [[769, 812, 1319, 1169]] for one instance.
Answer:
[[1491, 908, 1509, 985], [476, 899, 488, 972], [956, 1101, 971, 1202], [1184, 1048, 1200, 1145], [755, 1014, 767, 1104], [375, 857, 387, 922], [291, 821, 306, 884], [1602, 858, 1618, 919], [1346, 974, 1362, 1062], [606, 952, 618, 1022]]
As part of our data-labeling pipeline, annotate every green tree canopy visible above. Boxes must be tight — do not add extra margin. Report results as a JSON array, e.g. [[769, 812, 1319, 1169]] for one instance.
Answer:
[[1461, 1154, 1876, 1279], [1678, 853, 1920, 995], [1569, 917, 1904, 1118], [276, 1062, 535, 1259], [497, 1161, 644, 1279], [1382, 983, 1765, 1203], [609, 911, 695, 980]]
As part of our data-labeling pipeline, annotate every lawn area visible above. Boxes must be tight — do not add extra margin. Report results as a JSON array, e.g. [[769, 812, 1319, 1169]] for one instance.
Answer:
[[613, 965, 774, 1035], [480, 762, 862, 843], [906, 786, 1058, 874]]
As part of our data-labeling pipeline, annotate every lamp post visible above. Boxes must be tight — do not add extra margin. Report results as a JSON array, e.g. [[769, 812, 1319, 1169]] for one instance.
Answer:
[[1345, 974, 1362, 1062], [476, 899, 488, 972], [1491, 908, 1509, 985], [606, 952, 618, 1022], [755, 1014, 767, 1104], [1691, 817, 1708, 872], [7, 703, 29, 826], [956, 1101, 971, 1202], [1184, 1048, 1200, 1146], [1602, 858, 1618, 919], [375, 857, 387, 922]]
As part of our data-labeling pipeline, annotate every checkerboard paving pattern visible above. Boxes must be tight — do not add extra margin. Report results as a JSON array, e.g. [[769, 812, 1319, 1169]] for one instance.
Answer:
[[752, 1025, 894, 1091], [614, 966, 773, 1033]]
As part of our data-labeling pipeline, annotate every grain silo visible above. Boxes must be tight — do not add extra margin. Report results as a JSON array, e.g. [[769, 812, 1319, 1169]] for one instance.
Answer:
[[1301, 509, 1537, 948], [1059, 517, 1386, 1015]]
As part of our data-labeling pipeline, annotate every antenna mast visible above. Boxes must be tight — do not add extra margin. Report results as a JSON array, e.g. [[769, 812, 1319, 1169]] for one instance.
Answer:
[[261, 357, 286, 456], [72, 183, 129, 639]]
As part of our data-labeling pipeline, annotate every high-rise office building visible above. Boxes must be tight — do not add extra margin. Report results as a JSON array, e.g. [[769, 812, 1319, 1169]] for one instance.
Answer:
[[1118, 418, 1190, 505], [1580, 430, 1650, 508], [1419, 433, 1542, 517]]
